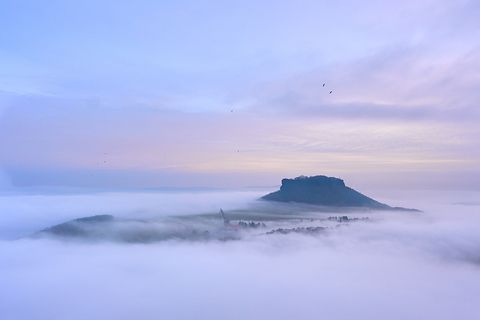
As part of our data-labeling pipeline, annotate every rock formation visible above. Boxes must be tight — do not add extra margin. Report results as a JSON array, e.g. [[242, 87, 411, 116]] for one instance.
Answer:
[[262, 175, 418, 211]]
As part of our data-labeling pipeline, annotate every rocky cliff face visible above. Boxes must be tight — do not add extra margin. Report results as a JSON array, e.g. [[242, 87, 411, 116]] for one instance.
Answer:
[[262, 175, 404, 209]]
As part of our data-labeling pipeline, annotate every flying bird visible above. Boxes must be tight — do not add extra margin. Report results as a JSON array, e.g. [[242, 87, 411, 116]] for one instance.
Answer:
[[323, 83, 325, 87], [329, 91, 333, 94]]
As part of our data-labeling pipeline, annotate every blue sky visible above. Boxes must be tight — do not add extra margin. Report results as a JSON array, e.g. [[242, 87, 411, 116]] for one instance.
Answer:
[[1, 0, 479, 189]]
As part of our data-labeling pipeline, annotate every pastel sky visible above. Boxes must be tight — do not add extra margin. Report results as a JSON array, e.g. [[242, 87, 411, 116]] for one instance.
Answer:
[[1, 0, 479, 190]]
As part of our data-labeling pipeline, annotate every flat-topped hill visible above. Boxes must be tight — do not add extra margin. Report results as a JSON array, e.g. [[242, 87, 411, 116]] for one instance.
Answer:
[[261, 175, 417, 211]]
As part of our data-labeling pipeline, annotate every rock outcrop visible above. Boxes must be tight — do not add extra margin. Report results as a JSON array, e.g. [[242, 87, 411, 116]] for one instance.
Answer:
[[261, 175, 417, 211]]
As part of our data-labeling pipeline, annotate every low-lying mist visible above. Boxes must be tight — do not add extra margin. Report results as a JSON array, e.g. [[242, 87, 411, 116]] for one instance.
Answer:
[[1, 189, 479, 320], [0, 189, 266, 240]]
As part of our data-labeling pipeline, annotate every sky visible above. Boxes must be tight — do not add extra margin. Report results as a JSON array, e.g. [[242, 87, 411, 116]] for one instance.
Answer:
[[1, 0, 479, 190]]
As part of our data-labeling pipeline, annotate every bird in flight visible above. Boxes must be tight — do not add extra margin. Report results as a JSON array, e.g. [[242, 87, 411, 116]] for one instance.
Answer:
[[329, 91, 333, 94], [323, 83, 325, 87]]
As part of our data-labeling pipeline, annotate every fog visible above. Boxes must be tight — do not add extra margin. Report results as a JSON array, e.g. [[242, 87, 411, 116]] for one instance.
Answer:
[[0, 190, 265, 240], [1, 189, 480, 320]]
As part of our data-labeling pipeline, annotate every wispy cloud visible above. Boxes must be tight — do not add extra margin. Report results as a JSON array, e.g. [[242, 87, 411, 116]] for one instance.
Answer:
[[244, 46, 480, 121]]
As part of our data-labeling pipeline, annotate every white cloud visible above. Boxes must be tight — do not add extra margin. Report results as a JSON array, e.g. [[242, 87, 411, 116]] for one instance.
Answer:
[[1, 190, 480, 320]]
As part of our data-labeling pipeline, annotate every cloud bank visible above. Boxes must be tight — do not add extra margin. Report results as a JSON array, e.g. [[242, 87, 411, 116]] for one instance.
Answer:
[[1, 190, 480, 320]]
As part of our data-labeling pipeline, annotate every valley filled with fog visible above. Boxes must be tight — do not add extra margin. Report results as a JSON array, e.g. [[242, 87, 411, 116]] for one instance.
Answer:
[[1, 189, 479, 320], [2, 0, 480, 319]]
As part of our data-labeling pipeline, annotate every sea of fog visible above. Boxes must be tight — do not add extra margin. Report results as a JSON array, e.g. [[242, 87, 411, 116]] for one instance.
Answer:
[[1, 189, 479, 320]]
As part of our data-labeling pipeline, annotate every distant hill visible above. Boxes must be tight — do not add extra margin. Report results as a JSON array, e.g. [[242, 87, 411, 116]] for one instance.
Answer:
[[261, 175, 418, 211], [39, 215, 115, 237]]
